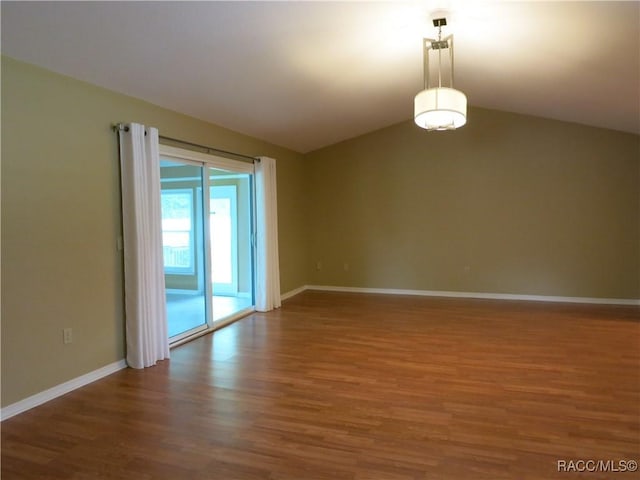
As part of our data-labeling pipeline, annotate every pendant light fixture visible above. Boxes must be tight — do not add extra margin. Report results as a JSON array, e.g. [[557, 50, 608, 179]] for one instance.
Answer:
[[414, 18, 467, 130]]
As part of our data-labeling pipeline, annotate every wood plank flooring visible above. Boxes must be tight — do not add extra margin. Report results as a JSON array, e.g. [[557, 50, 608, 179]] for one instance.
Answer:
[[2, 291, 639, 479]]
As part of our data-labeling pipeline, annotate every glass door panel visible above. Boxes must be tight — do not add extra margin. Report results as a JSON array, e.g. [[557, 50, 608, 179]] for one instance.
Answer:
[[210, 185, 238, 295], [160, 158, 208, 340], [208, 168, 254, 323]]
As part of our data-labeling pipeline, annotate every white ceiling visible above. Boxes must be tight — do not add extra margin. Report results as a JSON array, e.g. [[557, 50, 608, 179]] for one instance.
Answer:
[[2, 1, 639, 153]]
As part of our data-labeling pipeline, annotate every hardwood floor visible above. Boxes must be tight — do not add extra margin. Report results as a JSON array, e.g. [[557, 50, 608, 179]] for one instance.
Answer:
[[2, 291, 639, 479]]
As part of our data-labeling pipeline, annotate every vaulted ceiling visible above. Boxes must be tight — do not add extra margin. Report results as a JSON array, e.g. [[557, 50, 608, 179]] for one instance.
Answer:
[[2, 1, 639, 153]]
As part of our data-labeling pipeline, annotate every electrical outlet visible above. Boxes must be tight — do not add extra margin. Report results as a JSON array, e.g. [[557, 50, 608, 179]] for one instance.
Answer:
[[316, 261, 322, 271], [343, 263, 350, 271], [63, 328, 73, 344]]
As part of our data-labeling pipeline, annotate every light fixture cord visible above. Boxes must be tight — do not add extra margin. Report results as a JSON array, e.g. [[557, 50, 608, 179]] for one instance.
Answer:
[[424, 39, 429, 90], [437, 23, 442, 88]]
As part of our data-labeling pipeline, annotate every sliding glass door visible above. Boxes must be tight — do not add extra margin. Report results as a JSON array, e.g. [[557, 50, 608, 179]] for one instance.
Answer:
[[160, 159, 207, 339], [160, 148, 255, 343], [209, 168, 254, 323]]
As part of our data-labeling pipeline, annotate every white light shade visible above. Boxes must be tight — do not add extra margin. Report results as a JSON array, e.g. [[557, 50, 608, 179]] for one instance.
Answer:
[[414, 87, 467, 130]]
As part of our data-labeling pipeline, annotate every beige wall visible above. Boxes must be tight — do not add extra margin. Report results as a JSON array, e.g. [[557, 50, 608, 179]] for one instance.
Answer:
[[1, 57, 308, 407], [306, 108, 640, 299]]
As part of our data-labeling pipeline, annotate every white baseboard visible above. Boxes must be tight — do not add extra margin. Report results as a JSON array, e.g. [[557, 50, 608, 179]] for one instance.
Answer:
[[1, 359, 127, 421], [281, 285, 308, 301], [299, 285, 640, 306]]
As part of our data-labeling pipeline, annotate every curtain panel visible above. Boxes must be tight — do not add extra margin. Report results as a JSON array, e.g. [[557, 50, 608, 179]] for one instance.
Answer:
[[118, 123, 170, 368], [255, 157, 281, 312]]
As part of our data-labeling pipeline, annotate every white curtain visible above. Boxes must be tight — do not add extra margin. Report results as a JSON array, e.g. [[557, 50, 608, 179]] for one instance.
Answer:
[[254, 157, 281, 312], [118, 123, 170, 368]]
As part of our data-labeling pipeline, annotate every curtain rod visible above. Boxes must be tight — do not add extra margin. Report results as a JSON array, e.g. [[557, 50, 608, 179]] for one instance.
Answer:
[[112, 123, 259, 162]]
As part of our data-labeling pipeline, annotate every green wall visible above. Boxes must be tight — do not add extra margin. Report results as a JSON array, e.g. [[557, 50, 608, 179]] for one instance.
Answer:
[[1, 56, 308, 407], [2, 55, 639, 409], [306, 109, 640, 299]]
